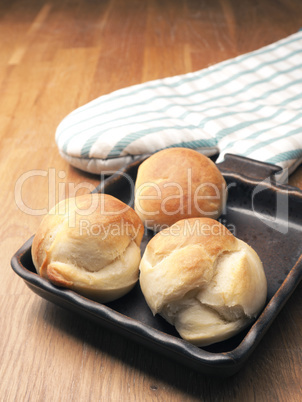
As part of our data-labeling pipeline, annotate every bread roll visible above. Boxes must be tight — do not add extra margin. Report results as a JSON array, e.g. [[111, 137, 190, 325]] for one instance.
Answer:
[[32, 193, 144, 302], [134, 148, 227, 231], [139, 218, 267, 346]]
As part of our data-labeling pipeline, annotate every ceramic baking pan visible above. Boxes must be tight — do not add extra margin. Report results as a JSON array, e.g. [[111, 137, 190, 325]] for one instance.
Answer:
[[11, 154, 302, 376]]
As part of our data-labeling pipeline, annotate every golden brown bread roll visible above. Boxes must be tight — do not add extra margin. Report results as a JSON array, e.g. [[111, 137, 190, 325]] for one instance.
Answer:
[[32, 193, 144, 302], [139, 218, 267, 346], [134, 148, 227, 231]]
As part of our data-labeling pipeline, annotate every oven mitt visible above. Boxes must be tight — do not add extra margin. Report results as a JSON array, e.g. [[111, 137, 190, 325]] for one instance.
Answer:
[[56, 30, 302, 183]]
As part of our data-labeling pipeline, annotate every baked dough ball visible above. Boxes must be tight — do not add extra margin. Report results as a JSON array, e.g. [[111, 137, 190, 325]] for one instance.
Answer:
[[32, 193, 144, 302], [139, 218, 267, 346], [134, 148, 227, 231]]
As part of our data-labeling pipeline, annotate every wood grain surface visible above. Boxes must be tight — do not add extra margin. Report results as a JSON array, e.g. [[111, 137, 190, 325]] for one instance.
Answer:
[[1, 0, 302, 400]]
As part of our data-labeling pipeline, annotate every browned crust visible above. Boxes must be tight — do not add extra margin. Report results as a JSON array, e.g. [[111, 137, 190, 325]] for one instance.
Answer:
[[135, 148, 226, 228]]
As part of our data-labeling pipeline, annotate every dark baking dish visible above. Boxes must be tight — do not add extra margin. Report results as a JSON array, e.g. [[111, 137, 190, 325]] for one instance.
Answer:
[[11, 154, 302, 376]]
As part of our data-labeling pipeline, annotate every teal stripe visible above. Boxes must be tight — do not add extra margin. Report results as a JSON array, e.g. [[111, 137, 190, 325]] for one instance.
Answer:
[[216, 109, 283, 141], [266, 149, 302, 164], [57, 34, 302, 142], [241, 128, 302, 157], [80, 103, 263, 158], [105, 105, 270, 159], [103, 127, 216, 159], [106, 77, 302, 159], [215, 77, 302, 142], [165, 140, 218, 150], [79, 116, 174, 156], [214, 73, 302, 139], [278, 92, 302, 107], [218, 108, 302, 153]]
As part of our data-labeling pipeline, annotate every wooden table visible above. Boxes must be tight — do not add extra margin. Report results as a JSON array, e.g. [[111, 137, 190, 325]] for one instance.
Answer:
[[1, 0, 302, 400]]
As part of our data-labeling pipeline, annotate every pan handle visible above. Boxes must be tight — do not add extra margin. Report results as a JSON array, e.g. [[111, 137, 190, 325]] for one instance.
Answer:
[[217, 153, 282, 183]]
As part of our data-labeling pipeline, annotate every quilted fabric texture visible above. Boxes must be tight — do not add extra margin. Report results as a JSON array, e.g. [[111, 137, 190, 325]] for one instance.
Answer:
[[56, 30, 302, 182]]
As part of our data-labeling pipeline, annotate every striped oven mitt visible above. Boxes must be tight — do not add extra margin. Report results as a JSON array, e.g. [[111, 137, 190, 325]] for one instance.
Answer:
[[56, 30, 302, 183]]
